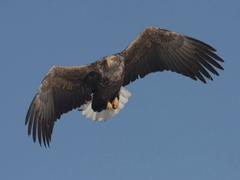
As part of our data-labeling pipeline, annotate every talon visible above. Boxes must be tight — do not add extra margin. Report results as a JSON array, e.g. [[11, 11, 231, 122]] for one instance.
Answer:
[[112, 97, 119, 109], [107, 102, 113, 111]]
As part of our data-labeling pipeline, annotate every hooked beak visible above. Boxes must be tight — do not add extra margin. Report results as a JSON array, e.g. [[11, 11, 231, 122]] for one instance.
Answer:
[[107, 60, 112, 68]]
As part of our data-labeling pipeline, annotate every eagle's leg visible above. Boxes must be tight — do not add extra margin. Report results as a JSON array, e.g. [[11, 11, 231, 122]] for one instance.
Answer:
[[107, 102, 113, 111], [112, 97, 119, 109]]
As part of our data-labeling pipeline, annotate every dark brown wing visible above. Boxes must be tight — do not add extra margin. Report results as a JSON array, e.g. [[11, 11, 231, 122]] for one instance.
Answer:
[[25, 64, 96, 147], [121, 27, 224, 86]]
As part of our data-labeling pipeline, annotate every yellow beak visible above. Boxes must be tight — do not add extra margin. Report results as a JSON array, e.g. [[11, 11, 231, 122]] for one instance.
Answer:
[[107, 60, 112, 68]]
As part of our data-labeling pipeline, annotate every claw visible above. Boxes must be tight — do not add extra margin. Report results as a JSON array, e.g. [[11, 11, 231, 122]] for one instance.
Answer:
[[112, 97, 119, 109], [107, 102, 113, 111]]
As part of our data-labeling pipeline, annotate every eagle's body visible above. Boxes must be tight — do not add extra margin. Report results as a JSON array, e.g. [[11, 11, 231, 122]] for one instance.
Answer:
[[26, 27, 224, 147], [79, 54, 125, 112]]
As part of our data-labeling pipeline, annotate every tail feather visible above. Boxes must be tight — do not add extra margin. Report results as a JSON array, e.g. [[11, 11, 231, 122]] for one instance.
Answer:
[[92, 112, 100, 121], [78, 86, 132, 122]]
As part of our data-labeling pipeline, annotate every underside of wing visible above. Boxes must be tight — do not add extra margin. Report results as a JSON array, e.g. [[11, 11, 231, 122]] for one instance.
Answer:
[[25, 64, 97, 147], [121, 27, 224, 86]]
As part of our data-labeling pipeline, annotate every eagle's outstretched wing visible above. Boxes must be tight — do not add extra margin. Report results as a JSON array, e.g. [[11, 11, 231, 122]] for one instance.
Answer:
[[25, 65, 96, 147], [121, 27, 224, 86]]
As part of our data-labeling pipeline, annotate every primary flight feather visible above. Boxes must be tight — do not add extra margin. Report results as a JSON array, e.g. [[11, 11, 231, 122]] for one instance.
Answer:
[[25, 27, 224, 147]]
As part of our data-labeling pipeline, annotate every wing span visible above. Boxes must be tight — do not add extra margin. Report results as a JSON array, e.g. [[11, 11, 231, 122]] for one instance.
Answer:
[[25, 65, 95, 147], [121, 27, 224, 86]]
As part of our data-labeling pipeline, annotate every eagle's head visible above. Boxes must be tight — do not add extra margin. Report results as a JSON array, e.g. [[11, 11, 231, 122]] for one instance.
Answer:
[[104, 55, 122, 70], [101, 54, 124, 79]]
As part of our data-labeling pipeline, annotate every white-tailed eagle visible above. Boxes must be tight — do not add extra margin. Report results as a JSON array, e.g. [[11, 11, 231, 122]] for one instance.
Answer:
[[25, 27, 224, 147]]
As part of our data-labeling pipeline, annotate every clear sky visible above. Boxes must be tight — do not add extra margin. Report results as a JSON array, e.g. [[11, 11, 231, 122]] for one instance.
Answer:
[[0, 1, 239, 180]]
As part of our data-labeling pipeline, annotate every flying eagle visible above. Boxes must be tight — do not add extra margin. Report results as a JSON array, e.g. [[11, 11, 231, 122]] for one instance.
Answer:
[[25, 27, 224, 147]]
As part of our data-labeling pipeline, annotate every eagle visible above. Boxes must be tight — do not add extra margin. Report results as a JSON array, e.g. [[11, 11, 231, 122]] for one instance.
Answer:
[[25, 27, 224, 147]]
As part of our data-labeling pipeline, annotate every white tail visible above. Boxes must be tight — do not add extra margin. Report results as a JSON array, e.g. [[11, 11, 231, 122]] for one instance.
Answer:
[[78, 86, 132, 122]]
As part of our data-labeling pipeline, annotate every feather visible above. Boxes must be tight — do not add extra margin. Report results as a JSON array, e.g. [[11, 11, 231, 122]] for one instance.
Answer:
[[122, 27, 224, 86], [79, 87, 131, 122]]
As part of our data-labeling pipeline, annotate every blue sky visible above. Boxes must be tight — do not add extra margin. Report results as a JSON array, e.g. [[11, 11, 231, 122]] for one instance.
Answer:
[[0, 0, 239, 179]]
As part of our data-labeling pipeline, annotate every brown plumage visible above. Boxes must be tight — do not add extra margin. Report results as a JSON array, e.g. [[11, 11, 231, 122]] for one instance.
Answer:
[[26, 27, 224, 147]]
